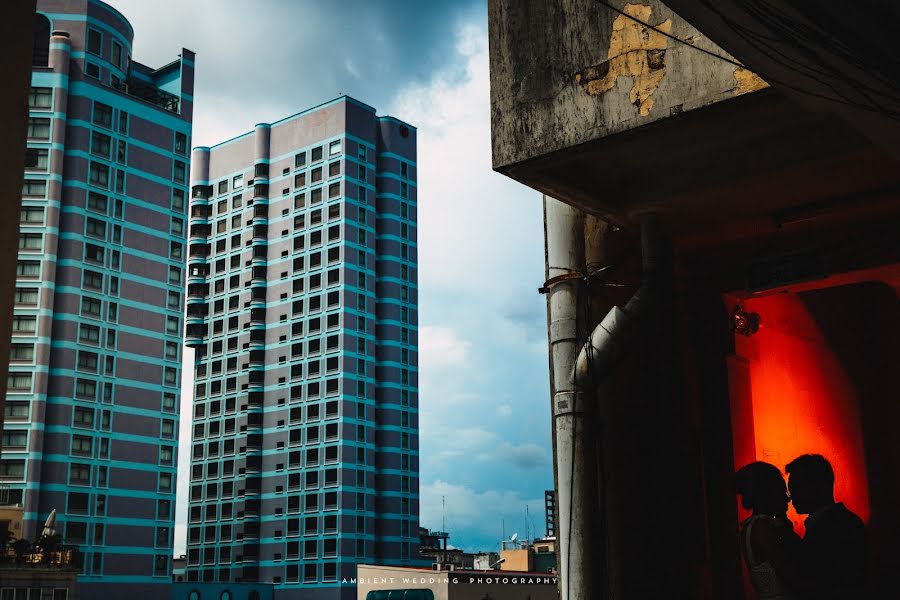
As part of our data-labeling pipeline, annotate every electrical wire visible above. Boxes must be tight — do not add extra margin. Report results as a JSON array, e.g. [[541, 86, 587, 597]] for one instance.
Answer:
[[593, 0, 747, 70], [698, 0, 900, 116]]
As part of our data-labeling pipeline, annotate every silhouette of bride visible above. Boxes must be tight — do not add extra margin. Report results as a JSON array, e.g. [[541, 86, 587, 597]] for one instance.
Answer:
[[735, 462, 802, 600]]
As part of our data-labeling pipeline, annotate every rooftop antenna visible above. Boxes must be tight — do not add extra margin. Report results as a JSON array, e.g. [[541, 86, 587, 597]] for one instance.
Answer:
[[526, 505, 530, 545], [442, 495, 447, 550]]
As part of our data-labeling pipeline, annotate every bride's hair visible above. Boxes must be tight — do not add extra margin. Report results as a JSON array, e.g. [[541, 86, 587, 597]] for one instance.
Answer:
[[735, 461, 785, 511]]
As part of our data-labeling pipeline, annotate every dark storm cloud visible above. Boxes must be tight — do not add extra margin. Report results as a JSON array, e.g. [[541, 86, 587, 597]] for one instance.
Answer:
[[500, 442, 549, 469], [115, 0, 484, 125], [500, 291, 547, 341]]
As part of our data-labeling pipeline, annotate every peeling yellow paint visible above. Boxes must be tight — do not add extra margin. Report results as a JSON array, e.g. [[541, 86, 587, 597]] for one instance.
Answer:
[[574, 4, 672, 116], [733, 68, 769, 95]]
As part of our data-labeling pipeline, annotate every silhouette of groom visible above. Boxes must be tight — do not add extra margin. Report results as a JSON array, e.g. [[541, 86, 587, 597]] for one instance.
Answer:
[[786, 454, 867, 599]]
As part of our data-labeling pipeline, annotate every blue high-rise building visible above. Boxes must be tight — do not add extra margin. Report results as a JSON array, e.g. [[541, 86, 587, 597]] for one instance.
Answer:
[[186, 97, 419, 598], [2, 1, 194, 597]]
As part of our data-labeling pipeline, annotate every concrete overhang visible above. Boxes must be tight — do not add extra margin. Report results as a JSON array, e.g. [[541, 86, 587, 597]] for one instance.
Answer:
[[489, 0, 900, 242]]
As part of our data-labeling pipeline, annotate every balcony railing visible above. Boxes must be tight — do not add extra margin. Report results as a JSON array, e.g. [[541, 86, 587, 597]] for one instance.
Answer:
[[112, 78, 180, 113], [2, 545, 80, 569]]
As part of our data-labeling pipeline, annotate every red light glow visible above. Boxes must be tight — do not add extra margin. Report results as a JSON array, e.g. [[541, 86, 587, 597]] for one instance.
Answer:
[[728, 292, 869, 534]]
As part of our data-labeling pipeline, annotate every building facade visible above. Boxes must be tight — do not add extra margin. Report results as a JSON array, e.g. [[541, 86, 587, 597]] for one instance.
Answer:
[[2, 1, 194, 597], [186, 97, 419, 598]]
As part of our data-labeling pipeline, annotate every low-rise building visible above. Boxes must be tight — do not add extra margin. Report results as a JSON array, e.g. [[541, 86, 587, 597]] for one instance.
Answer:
[[355, 565, 558, 600], [0, 567, 77, 600]]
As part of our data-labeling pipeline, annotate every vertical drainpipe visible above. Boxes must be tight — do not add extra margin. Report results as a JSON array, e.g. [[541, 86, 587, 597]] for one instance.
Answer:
[[548, 207, 665, 600], [545, 196, 595, 600]]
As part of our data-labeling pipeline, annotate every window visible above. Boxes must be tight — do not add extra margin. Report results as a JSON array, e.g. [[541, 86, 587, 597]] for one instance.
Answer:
[[87, 28, 102, 55], [174, 161, 187, 183], [75, 378, 96, 400], [18, 233, 42, 251], [71, 435, 92, 456], [16, 260, 40, 278], [83, 270, 103, 291], [111, 40, 123, 68], [85, 62, 101, 79], [10, 343, 34, 361], [20, 206, 44, 224], [233, 174, 243, 189], [165, 367, 178, 385], [311, 146, 323, 162], [25, 147, 49, 170], [4, 401, 29, 423], [12, 315, 37, 334], [158, 499, 172, 520], [79, 324, 100, 344], [28, 87, 52, 109], [87, 191, 107, 213], [14, 287, 38, 305], [118, 111, 128, 134], [154, 554, 168, 576], [0, 460, 26, 480], [93, 102, 113, 128], [7, 371, 32, 390], [81, 298, 101, 317], [218, 180, 228, 195], [173, 188, 186, 211], [328, 182, 340, 199], [295, 152, 306, 168], [22, 179, 47, 197], [328, 161, 341, 177], [77, 351, 99, 372], [175, 132, 188, 155], [89, 162, 110, 188], [70, 463, 91, 484], [27, 117, 51, 139], [84, 242, 105, 264], [86, 217, 106, 239], [329, 140, 342, 156]]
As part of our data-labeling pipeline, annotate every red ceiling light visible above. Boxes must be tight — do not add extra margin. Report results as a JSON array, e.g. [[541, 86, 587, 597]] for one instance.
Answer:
[[732, 306, 760, 336]]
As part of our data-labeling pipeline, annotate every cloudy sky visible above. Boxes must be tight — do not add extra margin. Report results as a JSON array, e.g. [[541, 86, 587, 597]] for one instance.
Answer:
[[108, 0, 551, 555]]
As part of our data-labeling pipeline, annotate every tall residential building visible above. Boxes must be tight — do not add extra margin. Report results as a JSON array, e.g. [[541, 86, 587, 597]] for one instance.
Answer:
[[186, 97, 419, 598], [2, 1, 194, 597]]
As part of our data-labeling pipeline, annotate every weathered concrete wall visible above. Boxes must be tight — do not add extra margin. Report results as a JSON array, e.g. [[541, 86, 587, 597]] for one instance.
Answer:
[[489, 0, 765, 170]]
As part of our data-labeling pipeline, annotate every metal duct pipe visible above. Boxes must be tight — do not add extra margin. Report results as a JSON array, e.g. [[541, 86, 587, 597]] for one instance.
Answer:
[[545, 196, 595, 600], [574, 213, 664, 388], [547, 206, 664, 600]]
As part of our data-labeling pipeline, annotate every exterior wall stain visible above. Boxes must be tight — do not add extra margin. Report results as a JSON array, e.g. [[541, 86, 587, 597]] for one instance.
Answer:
[[733, 68, 769, 95], [574, 4, 672, 116]]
